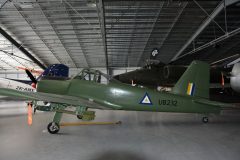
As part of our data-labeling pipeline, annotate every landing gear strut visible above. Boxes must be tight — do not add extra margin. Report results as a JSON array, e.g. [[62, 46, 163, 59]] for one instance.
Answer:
[[202, 116, 209, 123], [47, 122, 60, 134]]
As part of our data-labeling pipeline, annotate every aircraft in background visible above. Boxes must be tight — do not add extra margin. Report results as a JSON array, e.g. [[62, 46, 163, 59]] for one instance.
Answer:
[[0, 61, 238, 134], [114, 60, 240, 94], [0, 64, 69, 92], [229, 63, 240, 93], [114, 62, 240, 103], [114, 62, 231, 90]]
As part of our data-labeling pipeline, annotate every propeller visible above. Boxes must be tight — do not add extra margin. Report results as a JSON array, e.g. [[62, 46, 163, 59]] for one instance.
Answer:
[[25, 69, 37, 84], [25, 69, 37, 88]]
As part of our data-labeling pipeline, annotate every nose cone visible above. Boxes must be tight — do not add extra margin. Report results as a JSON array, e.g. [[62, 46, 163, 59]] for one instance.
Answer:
[[232, 63, 240, 77], [230, 77, 240, 93], [230, 63, 240, 93]]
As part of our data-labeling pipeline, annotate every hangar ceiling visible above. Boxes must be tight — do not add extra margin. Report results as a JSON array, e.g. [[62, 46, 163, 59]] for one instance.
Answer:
[[0, 33, 41, 70], [0, 0, 240, 72]]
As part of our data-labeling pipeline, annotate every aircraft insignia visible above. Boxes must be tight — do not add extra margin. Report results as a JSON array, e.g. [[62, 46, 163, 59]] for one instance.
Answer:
[[187, 82, 195, 96], [140, 92, 153, 105]]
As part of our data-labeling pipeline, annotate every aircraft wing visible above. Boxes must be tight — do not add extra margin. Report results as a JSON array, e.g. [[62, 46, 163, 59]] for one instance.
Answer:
[[0, 88, 121, 110]]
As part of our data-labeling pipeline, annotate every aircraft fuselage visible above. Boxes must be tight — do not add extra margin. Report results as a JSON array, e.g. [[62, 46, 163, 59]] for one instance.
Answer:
[[37, 79, 221, 114], [0, 78, 35, 92]]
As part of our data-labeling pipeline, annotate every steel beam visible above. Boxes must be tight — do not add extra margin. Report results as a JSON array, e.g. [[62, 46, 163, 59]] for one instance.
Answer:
[[176, 27, 240, 60], [127, 3, 141, 68], [227, 57, 240, 66], [96, 0, 109, 73], [171, 0, 240, 62], [1, 49, 28, 68], [37, 3, 77, 68], [62, 0, 104, 68], [0, 27, 46, 69], [0, 0, 9, 9], [11, 3, 63, 65], [157, 2, 187, 53], [136, 2, 164, 66]]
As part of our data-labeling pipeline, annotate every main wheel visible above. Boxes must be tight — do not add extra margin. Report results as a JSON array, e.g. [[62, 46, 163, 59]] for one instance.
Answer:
[[47, 122, 60, 134], [202, 117, 209, 123], [77, 115, 83, 119]]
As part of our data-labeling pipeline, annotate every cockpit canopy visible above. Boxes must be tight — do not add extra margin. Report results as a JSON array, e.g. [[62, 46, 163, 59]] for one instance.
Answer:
[[73, 68, 116, 84]]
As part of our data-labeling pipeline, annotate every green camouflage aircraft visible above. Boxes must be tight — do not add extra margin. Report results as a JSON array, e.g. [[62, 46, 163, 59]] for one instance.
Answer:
[[0, 61, 236, 134]]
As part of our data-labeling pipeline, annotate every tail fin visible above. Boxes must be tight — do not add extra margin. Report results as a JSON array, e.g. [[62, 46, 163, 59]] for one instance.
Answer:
[[172, 61, 210, 99]]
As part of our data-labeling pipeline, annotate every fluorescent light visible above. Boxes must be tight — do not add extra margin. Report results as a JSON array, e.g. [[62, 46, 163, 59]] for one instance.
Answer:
[[19, 2, 34, 9], [87, 2, 96, 7]]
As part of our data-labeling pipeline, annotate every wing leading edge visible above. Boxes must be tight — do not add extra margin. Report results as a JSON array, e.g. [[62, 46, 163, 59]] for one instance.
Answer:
[[0, 88, 119, 110]]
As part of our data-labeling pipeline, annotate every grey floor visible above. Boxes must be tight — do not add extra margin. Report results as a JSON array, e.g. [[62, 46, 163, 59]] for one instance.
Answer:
[[0, 101, 240, 160]]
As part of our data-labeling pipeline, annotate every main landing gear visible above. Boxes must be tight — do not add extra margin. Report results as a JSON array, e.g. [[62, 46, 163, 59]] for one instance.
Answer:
[[47, 112, 62, 134], [47, 122, 60, 134], [77, 115, 83, 119]]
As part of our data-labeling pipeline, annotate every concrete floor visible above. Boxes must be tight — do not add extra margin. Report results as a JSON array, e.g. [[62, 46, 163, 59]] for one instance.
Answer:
[[0, 101, 240, 160]]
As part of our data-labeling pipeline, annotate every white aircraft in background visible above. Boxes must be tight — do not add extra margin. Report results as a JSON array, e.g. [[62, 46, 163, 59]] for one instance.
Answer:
[[0, 77, 35, 92], [0, 64, 69, 118], [0, 64, 69, 93]]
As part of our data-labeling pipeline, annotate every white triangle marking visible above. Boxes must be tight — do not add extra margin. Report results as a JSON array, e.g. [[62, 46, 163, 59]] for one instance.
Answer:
[[142, 95, 151, 104]]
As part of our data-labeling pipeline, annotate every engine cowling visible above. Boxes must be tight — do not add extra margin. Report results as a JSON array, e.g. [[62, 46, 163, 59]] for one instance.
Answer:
[[36, 79, 70, 94]]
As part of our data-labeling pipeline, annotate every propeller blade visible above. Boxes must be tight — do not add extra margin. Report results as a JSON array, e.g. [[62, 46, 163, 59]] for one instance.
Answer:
[[27, 102, 33, 126], [25, 69, 37, 84]]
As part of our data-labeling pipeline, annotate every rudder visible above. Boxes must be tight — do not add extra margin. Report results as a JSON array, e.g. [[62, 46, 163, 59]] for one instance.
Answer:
[[172, 61, 210, 99]]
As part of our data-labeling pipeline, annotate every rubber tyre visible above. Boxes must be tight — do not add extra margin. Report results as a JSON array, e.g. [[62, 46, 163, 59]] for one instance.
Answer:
[[47, 122, 60, 134], [77, 115, 83, 119], [202, 117, 209, 123]]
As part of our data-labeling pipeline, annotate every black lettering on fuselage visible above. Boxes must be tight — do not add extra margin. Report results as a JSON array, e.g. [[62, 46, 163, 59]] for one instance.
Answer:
[[159, 99, 177, 106], [16, 86, 34, 92]]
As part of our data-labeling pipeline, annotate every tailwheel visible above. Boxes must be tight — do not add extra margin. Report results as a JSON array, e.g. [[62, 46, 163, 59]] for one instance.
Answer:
[[202, 117, 209, 123], [47, 122, 60, 134], [77, 115, 83, 119]]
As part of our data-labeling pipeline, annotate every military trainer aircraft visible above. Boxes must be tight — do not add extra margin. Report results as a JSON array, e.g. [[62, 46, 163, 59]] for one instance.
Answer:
[[0, 61, 237, 134]]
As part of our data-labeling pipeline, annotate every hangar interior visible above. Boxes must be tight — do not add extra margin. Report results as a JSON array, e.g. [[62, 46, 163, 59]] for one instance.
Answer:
[[0, 0, 240, 160]]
